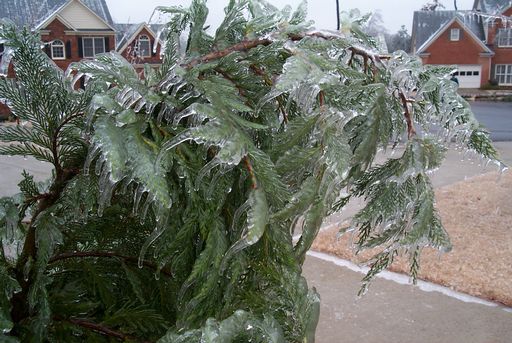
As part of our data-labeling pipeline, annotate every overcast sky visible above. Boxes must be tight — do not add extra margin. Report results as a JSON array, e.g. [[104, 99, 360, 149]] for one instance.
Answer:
[[104, 0, 475, 33]]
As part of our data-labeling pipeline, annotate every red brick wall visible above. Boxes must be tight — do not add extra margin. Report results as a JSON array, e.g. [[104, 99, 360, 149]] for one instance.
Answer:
[[119, 27, 162, 68], [41, 18, 116, 71], [487, 6, 512, 80], [421, 21, 492, 86]]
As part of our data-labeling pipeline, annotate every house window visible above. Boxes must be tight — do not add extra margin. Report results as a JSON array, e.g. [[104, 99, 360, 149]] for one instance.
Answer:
[[51, 40, 65, 60], [450, 28, 460, 41], [83, 37, 105, 58], [497, 28, 512, 47], [495, 64, 512, 85], [137, 35, 151, 57]]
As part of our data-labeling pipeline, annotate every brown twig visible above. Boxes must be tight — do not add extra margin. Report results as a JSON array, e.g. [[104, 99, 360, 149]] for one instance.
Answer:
[[249, 65, 288, 123], [55, 316, 150, 343], [184, 33, 390, 71], [398, 91, 416, 139], [49, 251, 173, 277], [347, 47, 390, 75], [243, 156, 258, 189], [24, 193, 51, 204], [214, 67, 246, 97], [318, 91, 325, 107], [184, 38, 273, 69]]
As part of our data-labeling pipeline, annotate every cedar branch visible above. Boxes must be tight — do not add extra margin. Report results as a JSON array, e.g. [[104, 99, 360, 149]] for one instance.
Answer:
[[184, 33, 390, 71], [49, 251, 173, 277], [249, 64, 288, 123], [243, 156, 258, 189], [399, 91, 416, 138], [55, 316, 150, 343]]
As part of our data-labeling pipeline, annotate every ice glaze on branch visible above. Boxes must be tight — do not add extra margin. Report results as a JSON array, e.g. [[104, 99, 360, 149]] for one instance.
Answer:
[[398, 91, 417, 138], [183, 32, 389, 71], [49, 251, 173, 277], [243, 156, 258, 189], [55, 316, 150, 343]]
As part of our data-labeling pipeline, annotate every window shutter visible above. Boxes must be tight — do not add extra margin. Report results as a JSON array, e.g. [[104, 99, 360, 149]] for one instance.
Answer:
[[151, 40, 156, 57], [104, 37, 110, 52], [78, 37, 83, 58], [44, 42, 51, 57], [65, 40, 71, 59]]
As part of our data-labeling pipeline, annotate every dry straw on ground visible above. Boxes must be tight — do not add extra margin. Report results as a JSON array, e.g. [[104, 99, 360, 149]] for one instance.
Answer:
[[312, 171, 512, 306]]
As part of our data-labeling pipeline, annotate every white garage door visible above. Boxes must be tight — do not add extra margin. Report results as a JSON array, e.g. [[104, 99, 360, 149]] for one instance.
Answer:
[[453, 65, 481, 88]]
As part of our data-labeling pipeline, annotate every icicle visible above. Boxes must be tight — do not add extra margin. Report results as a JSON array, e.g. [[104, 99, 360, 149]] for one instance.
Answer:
[[97, 178, 115, 217], [138, 224, 166, 269], [231, 198, 252, 232], [70, 72, 85, 88], [156, 103, 168, 123], [83, 144, 101, 176], [156, 131, 194, 165], [133, 184, 145, 214], [140, 194, 154, 223], [206, 166, 232, 199], [0, 46, 14, 77], [172, 106, 197, 126], [134, 98, 147, 113], [195, 159, 221, 191], [116, 86, 132, 104], [94, 156, 105, 176]]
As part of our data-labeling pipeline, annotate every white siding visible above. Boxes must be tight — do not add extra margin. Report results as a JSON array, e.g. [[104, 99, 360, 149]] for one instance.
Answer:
[[59, 0, 110, 30]]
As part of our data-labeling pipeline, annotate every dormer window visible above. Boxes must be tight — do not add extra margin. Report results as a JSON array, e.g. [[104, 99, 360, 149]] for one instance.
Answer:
[[137, 34, 151, 58], [51, 40, 65, 60], [497, 28, 512, 47], [450, 28, 460, 41]]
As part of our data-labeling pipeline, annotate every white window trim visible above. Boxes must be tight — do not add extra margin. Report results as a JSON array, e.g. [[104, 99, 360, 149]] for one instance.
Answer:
[[450, 28, 460, 41], [82, 37, 105, 58], [137, 34, 151, 58], [495, 64, 512, 86], [51, 40, 65, 60], [497, 28, 512, 47]]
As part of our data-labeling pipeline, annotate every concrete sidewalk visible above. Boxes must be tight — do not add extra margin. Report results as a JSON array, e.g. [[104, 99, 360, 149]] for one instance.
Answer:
[[0, 143, 511, 343], [307, 141, 512, 343], [459, 88, 512, 101]]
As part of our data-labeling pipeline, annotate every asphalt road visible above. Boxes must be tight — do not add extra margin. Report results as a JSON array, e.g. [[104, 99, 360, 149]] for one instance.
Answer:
[[471, 101, 512, 141]]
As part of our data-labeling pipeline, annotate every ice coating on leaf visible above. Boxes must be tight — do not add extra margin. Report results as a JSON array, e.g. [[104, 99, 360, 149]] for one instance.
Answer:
[[220, 188, 269, 272]]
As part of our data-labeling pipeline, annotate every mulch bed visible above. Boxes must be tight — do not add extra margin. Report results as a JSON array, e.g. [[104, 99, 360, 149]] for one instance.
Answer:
[[312, 171, 512, 307]]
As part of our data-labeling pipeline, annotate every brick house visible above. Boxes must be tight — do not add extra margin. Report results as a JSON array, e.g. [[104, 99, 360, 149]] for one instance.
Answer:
[[411, 0, 512, 88], [115, 23, 163, 70], [0, 0, 163, 117], [35, 0, 117, 71]]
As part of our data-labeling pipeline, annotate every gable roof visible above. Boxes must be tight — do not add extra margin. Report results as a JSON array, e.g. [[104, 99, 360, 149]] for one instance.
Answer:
[[411, 10, 486, 54], [473, 0, 512, 13], [115, 23, 163, 52], [35, 0, 115, 31], [416, 16, 494, 56], [0, 0, 113, 28]]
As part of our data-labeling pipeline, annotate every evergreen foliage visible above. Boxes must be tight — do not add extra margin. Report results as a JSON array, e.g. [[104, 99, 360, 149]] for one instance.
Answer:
[[0, 1, 499, 342]]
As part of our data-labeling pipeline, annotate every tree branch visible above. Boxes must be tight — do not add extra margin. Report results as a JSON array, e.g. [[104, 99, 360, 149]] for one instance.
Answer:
[[184, 32, 390, 71], [243, 156, 258, 189], [398, 91, 416, 139], [55, 316, 150, 343], [249, 64, 288, 123], [49, 251, 173, 277]]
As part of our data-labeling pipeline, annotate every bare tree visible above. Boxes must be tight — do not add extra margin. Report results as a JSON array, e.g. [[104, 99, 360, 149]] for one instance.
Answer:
[[421, 0, 446, 11]]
